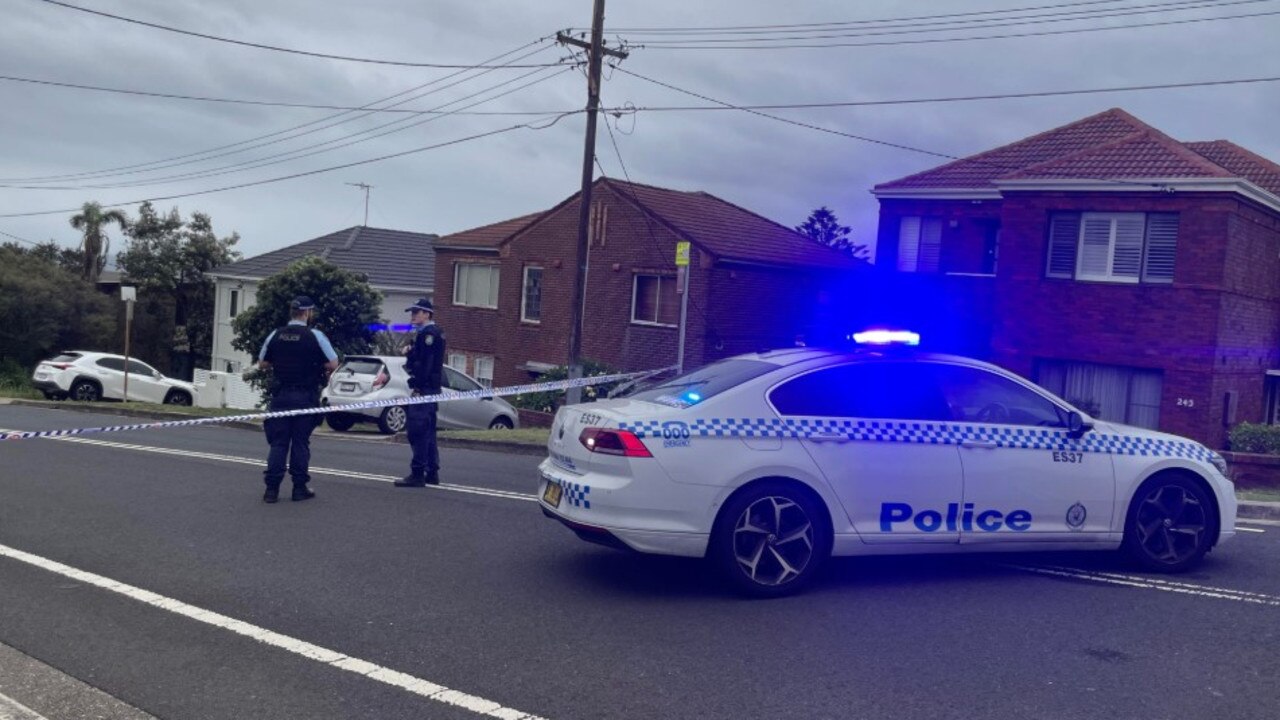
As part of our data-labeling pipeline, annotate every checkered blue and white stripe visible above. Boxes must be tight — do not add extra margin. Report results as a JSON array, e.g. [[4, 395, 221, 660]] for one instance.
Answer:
[[618, 418, 1215, 462], [561, 481, 590, 509]]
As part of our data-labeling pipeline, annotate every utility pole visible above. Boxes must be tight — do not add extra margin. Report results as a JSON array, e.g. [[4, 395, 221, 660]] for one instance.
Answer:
[[558, 0, 628, 404], [346, 182, 373, 226]]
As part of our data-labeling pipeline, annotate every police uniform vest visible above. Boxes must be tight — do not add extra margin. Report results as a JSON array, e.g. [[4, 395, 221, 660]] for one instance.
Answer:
[[264, 324, 325, 390], [406, 324, 445, 394]]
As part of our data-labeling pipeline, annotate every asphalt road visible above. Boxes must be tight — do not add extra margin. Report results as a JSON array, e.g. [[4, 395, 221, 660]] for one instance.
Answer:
[[0, 404, 1277, 720]]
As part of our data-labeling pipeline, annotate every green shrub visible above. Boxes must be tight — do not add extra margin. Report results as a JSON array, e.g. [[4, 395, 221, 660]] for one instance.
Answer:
[[511, 359, 622, 414], [1228, 422, 1280, 455]]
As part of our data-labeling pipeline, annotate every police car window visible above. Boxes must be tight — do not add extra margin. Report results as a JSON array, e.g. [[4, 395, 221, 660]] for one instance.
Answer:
[[932, 364, 1066, 427], [627, 359, 776, 407], [95, 357, 125, 372], [769, 363, 952, 420]]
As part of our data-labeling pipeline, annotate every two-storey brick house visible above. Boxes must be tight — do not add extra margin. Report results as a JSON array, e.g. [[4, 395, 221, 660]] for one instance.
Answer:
[[872, 108, 1280, 448], [432, 178, 866, 389]]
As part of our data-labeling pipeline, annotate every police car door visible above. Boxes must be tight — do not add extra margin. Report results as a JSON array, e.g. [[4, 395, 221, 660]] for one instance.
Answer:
[[930, 363, 1116, 543], [768, 362, 964, 544]]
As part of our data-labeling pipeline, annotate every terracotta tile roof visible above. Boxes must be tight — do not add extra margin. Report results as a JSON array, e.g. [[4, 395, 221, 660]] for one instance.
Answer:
[[874, 108, 1280, 196], [210, 226, 437, 289], [434, 212, 544, 249]]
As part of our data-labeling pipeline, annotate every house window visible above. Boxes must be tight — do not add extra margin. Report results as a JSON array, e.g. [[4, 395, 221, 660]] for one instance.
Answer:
[[521, 266, 542, 323], [229, 289, 239, 318], [1046, 212, 1178, 284], [473, 356, 494, 388], [447, 352, 467, 373], [896, 216, 943, 273], [1035, 360, 1163, 430], [453, 263, 499, 308], [631, 274, 679, 327]]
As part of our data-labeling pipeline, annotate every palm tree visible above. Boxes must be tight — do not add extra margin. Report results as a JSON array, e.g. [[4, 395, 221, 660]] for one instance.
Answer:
[[70, 201, 129, 283]]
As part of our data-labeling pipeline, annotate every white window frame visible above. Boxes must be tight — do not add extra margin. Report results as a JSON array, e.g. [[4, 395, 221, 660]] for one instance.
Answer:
[[630, 274, 678, 327], [1047, 212, 1178, 284], [896, 216, 943, 273], [521, 266, 543, 323], [446, 352, 467, 373], [1075, 212, 1144, 284], [453, 263, 500, 309], [472, 356, 494, 388], [228, 289, 239, 319]]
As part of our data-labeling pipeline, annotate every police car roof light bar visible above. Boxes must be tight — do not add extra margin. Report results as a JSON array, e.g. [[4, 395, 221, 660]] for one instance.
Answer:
[[851, 330, 921, 346]]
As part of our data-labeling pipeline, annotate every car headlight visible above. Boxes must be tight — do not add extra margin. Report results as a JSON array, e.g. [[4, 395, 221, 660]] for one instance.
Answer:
[[1208, 452, 1229, 477]]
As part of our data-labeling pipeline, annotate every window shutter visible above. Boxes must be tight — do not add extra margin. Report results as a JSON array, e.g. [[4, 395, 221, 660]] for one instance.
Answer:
[[1111, 215, 1144, 280], [896, 216, 921, 271], [919, 218, 943, 272], [1142, 213, 1179, 283], [1078, 215, 1113, 279], [1046, 213, 1080, 278]]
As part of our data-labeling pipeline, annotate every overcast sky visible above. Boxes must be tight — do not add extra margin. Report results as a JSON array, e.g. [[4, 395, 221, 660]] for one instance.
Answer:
[[1, 0, 1277, 264]]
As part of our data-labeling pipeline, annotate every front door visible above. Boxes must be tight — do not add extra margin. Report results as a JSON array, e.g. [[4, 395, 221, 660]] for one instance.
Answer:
[[768, 362, 964, 544], [929, 362, 1117, 543]]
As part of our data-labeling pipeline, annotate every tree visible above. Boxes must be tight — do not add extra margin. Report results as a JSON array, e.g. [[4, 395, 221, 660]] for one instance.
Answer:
[[796, 206, 869, 260], [28, 240, 85, 275], [117, 202, 240, 376], [69, 201, 129, 282], [230, 256, 383, 365]]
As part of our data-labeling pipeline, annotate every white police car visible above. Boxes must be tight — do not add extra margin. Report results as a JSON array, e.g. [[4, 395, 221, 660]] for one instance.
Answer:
[[538, 334, 1237, 597]]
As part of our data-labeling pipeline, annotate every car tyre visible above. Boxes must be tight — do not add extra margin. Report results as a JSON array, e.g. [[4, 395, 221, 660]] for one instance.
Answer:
[[488, 416, 514, 430], [164, 390, 192, 406], [325, 414, 356, 432], [1122, 472, 1216, 573], [708, 480, 831, 598], [69, 380, 101, 403], [378, 406, 407, 435]]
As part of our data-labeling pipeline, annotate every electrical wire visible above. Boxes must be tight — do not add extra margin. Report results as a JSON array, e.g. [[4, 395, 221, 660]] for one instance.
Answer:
[[35, 0, 566, 68], [0, 38, 563, 184], [0, 113, 578, 219]]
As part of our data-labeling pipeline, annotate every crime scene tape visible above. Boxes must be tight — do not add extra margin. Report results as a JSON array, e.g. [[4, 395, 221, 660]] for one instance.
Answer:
[[0, 368, 671, 442]]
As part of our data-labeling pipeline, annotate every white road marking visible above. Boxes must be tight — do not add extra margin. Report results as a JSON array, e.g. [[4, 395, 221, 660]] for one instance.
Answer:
[[0, 693, 47, 720], [1236, 526, 1265, 533], [0, 430, 535, 503], [0, 542, 545, 720], [1002, 563, 1280, 607]]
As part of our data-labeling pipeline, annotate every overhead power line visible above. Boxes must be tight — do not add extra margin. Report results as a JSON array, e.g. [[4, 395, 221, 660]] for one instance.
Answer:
[[609, 74, 1280, 113], [630, 5, 1280, 49], [0, 228, 44, 246], [0, 114, 576, 219], [36, 0, 566, 68], [0, 39, 564, 185]]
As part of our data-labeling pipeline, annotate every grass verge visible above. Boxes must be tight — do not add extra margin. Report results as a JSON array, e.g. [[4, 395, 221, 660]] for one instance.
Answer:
[[1239, 488, 1280, 503], [439, 427, 549, 446]]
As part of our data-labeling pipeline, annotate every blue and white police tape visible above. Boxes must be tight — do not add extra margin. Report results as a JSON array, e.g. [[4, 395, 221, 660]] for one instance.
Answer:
[[0, 369, 664, 442]]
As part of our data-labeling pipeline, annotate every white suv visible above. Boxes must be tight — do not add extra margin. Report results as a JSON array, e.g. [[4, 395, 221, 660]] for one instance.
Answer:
[[32, 351, 196, 405]]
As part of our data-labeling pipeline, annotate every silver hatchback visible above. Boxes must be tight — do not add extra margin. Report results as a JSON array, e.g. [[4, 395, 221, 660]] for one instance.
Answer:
[[320, 355, 518, 434]]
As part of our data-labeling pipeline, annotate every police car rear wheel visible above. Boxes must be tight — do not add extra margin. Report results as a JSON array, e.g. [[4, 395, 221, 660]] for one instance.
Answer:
[[378, 406, 407, 434], [1122, 473, 1215, 573], [710, 481, 830, 598]]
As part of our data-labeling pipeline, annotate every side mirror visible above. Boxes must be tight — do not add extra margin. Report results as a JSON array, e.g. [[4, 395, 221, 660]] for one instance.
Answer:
[[1066, 411, 1093, 439]]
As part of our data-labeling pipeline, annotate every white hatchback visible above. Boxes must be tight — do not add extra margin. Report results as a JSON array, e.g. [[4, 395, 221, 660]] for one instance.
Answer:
[[538, 347, 1237, 597], [32, 351, 195, 405]]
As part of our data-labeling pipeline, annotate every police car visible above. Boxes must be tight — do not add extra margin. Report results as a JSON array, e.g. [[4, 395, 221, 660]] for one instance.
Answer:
[[538, 333, 1237, 597]]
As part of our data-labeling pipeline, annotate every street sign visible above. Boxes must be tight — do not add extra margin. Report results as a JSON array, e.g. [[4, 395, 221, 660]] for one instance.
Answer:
[[675, 241, 690, 267]]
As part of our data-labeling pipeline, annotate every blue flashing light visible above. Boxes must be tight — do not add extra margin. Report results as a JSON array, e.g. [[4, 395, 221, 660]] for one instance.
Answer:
[[851, 329, 921, 346], [683, 391, 703, 404], [366, 323, 389, 332]]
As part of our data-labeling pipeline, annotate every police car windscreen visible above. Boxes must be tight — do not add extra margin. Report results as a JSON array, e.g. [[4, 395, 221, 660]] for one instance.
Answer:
[[339, 359, 382, 376], [628, 359, 776, 405]]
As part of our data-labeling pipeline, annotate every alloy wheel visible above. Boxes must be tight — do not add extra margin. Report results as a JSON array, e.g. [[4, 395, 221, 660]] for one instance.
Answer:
[[732, 495, 815, 587], [1133, 484, 1207, 566]]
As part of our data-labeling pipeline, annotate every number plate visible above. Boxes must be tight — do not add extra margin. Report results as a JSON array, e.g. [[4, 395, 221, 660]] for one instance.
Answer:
[[35, 373, 47, 380], [339, 382, 357, 392], [541, 479, 563, 508]]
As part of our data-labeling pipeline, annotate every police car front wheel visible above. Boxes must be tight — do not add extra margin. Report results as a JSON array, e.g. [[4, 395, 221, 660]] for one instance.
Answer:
[[710, 481, 831, 598], [1122, 472, 1216, 573]]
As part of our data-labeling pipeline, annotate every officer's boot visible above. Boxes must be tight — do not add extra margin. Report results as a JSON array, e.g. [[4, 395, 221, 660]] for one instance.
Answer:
[[424, 472, 440, 486], [395, 473, 427, 487], [263, 485, 280, 504]]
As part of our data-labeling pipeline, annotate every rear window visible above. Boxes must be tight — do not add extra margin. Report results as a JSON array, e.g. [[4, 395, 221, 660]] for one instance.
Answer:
[[626, 359, 777, 408], [51, 353, 81, 363], [338, 359, 383, 375]]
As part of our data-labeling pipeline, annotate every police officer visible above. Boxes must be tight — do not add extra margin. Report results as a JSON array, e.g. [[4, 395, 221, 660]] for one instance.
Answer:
[[258, 296, 338, 503], [396, 298, 444, 487]]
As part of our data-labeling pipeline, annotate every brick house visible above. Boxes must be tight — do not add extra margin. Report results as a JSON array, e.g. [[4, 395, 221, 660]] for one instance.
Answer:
[[432, 178, 866, 388], [872, 108, 1280, 448]]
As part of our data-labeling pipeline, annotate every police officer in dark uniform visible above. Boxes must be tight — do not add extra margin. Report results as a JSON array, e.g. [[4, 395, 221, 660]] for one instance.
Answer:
[[396, 298, 444, 487], [258, 296, 339, 503]]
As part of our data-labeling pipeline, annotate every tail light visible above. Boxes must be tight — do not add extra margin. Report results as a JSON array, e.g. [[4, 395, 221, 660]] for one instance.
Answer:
[[372, 370, 389, 390], [579, 427, 652, 457], [47, 363, 71, 370]]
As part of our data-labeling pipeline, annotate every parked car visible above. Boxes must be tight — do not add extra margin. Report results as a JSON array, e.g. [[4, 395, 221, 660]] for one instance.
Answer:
[[31, 351, 195, 405], [320, 355, 518, 434]]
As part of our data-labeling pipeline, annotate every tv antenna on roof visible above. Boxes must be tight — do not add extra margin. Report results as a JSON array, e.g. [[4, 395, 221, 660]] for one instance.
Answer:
[[346, 182, 374, 226]]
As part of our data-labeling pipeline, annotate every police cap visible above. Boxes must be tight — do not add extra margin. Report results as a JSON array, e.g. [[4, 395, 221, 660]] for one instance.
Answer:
[[291, 296, 316, 310], [405, 298, 434, 314]]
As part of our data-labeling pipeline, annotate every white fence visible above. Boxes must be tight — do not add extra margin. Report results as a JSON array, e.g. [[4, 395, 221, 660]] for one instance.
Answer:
[[193, 369, 263, 410]]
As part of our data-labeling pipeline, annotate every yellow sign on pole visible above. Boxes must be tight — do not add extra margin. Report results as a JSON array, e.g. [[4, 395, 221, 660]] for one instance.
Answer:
[[675, 241, 690, 267]]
